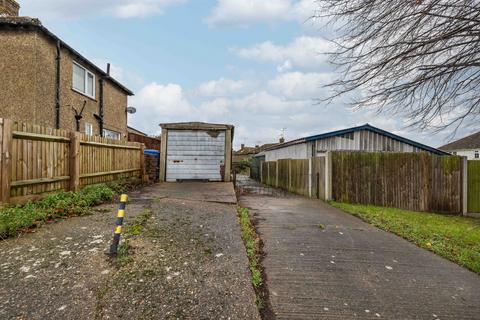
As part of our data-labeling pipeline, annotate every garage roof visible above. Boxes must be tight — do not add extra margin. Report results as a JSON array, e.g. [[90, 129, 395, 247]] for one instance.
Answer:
[[160, 122, 234, 130]]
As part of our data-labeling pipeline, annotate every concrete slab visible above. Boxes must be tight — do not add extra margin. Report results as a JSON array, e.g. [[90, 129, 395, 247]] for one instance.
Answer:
[[240, 194, 480, 320], [156, 182, 237, 204]]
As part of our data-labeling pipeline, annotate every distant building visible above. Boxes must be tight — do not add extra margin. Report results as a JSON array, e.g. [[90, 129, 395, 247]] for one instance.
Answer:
[[258, 124, 448, 162], [0, 1, 133, 139], [233, 139, 284, 164], [439, 131, 480, 160]]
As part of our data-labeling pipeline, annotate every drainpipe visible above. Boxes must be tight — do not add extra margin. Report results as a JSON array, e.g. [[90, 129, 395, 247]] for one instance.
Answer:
[[96, 63, 108, 137], [55, 40, 61, 129]]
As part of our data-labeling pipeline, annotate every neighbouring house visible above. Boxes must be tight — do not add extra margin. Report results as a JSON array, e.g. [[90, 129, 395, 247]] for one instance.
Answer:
[[159, 122, 234, 182], [233, 139, 282, 164], [0, 0, 134, 140], [257, 124, 448, 162], [439, 131, 480, 160]]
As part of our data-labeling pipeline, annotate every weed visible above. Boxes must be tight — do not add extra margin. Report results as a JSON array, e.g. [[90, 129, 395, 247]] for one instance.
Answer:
[[115, 209, 152, 267], [237, 207, 264, 309], [318, 224, 325, 230], [0, 184, 118, 239]]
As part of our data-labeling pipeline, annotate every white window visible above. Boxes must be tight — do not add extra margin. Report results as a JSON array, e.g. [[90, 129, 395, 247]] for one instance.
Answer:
[[103, 129, 121, 140], [85, 123, 93, 136], [73, 62, 95, 98], [452, 151, 457, 155], [475, 151, 479, 159]]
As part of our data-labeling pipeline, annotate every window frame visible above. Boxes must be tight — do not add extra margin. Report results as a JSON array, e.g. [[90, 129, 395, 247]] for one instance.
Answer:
[[103, 128, 121, 140], [72, 61, 96, 99], [85, 122, 93, 136], [475, 150, 479, 159]]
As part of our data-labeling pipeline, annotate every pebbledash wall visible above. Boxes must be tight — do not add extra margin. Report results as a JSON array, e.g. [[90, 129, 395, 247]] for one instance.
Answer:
[[0, 19, 131, 139]]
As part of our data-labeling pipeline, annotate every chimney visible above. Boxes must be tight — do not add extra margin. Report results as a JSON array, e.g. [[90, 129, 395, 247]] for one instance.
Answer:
[[279, 137, 285, 143], [0, 0, 20, 17], [241, 144, 245, 149]]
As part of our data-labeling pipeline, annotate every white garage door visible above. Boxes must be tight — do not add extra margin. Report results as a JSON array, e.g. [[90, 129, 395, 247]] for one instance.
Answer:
[[166, 130, 225, 182]]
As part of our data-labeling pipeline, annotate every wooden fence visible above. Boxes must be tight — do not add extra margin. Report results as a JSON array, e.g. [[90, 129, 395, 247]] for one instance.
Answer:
[[331, 151, 464, 213], [261, 151, 468, 214], [262, 157, 327, 199], [0, 118, 145, 205]]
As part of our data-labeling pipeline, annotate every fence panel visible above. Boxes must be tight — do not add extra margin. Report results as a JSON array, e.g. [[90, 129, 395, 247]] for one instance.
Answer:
[[468, 161, 480, 213], [331, 151, 462, 213], [312, 156, 326, 200], [10, 122, 71, 201], [290, 159, 309, 196], [277, 159, 290, 190], [79, 133, 143, 187]]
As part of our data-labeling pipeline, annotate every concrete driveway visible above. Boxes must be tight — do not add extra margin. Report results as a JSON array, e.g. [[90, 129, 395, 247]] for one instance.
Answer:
[[0, 182, 259, 320], [240, 194, 480, 320]]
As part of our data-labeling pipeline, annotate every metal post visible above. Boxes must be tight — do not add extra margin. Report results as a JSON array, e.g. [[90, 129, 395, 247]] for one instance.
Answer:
[[108, 194, 128, 256]]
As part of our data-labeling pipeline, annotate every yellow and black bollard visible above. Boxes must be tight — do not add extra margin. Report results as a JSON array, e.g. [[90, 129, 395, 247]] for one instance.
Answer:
[[108, 194, 128, 257]]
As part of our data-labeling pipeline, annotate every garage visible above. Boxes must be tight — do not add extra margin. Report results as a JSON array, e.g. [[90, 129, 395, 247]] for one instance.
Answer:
[[159, 122, 234, 182]]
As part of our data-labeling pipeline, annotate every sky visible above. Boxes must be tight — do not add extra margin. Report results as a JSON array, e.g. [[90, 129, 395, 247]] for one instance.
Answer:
[[19, 0, 469, 149]]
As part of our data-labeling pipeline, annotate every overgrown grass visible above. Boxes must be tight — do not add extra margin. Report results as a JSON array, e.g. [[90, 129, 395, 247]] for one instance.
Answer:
[[0, 184, 117, 239], [116, 209, 153, 267], [237, 207, 264, 308], [330, 201, 480, 274]]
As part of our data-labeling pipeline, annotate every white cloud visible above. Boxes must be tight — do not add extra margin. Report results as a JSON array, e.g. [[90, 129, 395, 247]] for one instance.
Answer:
[[20, 0, 185, 19], [267, 72, 334, 99], [129, 83, 194, 134], [233, 36, 333, 71], [197, 78, 251, 97], [198, 98, 231, 117], [205, 0, 320, 27]]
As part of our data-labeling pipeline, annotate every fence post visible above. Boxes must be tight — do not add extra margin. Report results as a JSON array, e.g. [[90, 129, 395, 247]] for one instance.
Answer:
[[461, 156, 468, 215], [1, 119, 13, 204], [325, 152, 333, 201], [69, 131, 80, 192]]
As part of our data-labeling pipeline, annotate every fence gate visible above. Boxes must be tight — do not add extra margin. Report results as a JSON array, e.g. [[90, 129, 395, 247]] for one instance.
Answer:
[[468, 161, 480, 213]]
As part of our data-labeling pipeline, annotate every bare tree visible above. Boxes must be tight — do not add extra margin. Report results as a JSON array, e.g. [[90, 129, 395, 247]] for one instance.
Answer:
[[317, 0, 480, 133]]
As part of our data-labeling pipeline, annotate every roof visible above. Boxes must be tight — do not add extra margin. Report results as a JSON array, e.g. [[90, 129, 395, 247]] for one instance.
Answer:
[[439, 131, 480, 151], [127, 126, 148, 137], [0, 17, 134, 96], [160, 122, 234, 131], [235, 143, 279, 155], [263, 124, 449, 155]]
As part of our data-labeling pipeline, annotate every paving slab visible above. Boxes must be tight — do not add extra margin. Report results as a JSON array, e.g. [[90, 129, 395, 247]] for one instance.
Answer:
[[240, 194, 480, 320]]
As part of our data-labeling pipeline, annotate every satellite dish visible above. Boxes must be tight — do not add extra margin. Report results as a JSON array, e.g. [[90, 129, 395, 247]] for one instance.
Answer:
[[126, 106, 137, 114]]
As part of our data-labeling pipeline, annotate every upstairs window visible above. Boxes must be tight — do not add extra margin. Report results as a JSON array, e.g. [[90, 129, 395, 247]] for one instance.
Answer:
[[475, 150, 479, 159], [73, 62, 95, 98]]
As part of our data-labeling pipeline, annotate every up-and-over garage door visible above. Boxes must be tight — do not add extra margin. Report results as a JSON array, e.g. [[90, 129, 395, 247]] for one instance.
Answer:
[[166, 130, 225, 182]]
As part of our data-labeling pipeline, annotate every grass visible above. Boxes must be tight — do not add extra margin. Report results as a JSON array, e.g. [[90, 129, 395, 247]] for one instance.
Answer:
[[237, 207, 264, 309], [330, 201, 480, 274], [116, 209, 152, 267], [0, 184, 118, 239]]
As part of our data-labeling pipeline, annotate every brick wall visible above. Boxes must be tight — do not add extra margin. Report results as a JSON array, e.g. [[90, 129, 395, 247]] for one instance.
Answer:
[[145, 154, 159, 182]]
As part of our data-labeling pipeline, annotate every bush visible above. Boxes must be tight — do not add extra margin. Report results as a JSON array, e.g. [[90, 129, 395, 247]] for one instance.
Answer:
[[237, 159, 251, 173], [0, 183, 118, 239]]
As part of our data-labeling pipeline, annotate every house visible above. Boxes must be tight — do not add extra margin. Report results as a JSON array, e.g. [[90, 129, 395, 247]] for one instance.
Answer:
[[0, 1, 134, 140], [233, 140, 282, 164], [257, 124, 448, 162], [159, 122, 234, 182], [439, 131, 480, 160]]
